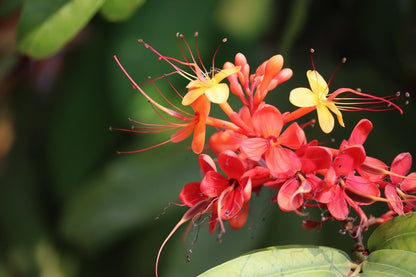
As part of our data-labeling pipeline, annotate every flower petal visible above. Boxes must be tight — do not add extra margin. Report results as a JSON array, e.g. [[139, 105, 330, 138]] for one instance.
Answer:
[[327, 186, 349, 220], [201, 171, 229, 197], [277, 178, 303, 212], [182, 87, 206, 106], [348, 119, 373, 145], [289, 87, 317, 107], [240, 138, 268, 161], [278, 122, 306, 149], [179, 182, 207, 207], [326, 101, 345, 127], [391, 152, 412, 185], [316, 104, 334, 133], [205, 83, 230, 104], [400, 172, 416, 194], [265, 146, 296, 174], [228, 202, 249, 230], [218, 150, 245, 179], [213, 66, 241, 83], [306, 70, 329, 96], [198, 154, 216, 174], [385, 184, 404, 215], [252, 104, 283, 137]]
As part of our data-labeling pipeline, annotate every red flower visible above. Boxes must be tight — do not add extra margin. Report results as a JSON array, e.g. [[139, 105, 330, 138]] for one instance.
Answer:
[[240, 104, 306, 176], [384, 152, 416, 214], [200, 150, 252, 232]]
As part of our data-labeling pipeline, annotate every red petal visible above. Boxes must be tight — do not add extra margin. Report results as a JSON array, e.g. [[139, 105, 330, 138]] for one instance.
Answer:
[[278, 122, 306, 149], [179, 182, 207, 207], [357, 156, 388, 183], [171, 122, 195, 143], [333, 145, 366, 176], [277, 178, 303, 212], [252, 105, 283, 138], [200, 171, 229, 197], [208, 130, 244, 154], [391, 152, 412, 185], [219, 186, 244, 220], [266, 146, 299, 175], [300, 146, 332, 173], [218, 150, 245, 179], [400, 172, 416, 194], [327, 186, 349, 220], [228, 202, 249, 230], [348, 119, 373, 145], [208, 205, 218, 234], [345, 175, 380, 205], [191, 118, 206, 154], [198, 154, 216, 174], [240, 138, 268, 161], [385, 184, 404, 215]]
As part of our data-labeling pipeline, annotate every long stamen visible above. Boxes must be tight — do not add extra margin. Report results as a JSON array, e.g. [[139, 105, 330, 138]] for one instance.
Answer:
[[176, 33, 206, 82], [138, 38, 195, 81], [211, 37, 227, 78], [327, 57, 347, 87], [114, 56, 189, 121], [194, 32, 209, 74], [328, 88, 403, 114]]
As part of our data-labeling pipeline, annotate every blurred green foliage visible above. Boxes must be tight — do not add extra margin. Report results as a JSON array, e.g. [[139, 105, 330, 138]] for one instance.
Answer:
[[0, 0, 415, 276]]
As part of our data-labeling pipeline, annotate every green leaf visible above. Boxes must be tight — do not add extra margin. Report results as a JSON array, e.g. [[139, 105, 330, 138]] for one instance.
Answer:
[[198, 245, 353, 277], [100, 0, 146, 22], [16, 0, 104, 59], [361, 249, 416, 276], [367, 212, 416, 253]]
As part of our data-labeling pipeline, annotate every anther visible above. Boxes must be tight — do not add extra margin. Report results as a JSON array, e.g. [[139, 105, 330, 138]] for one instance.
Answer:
[[405, 92, 410, 98], [310, 48, 315, 54], [342, 57, 347, 63], [109, 126, 113, 131], [396, 91, 401, 97]]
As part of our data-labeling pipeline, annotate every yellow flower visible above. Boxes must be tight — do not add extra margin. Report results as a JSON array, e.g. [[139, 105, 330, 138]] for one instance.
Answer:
[[289, 70, 345, 133], [182, 66, 240, 106]]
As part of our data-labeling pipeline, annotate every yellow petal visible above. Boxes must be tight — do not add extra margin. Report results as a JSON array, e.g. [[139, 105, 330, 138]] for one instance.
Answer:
[[326, 102, 345, 127], [182, 88, 206, 106], [289, 87, 318, 107], [306, 70, 329, 96], [213, 66, 240, 83], [205, 83, 229, 104], [186, 79, 206, 90], [316, 104, 334, 133]]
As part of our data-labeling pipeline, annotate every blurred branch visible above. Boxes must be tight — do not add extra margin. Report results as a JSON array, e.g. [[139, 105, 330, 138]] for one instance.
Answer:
[[279, 0, 310, 57]]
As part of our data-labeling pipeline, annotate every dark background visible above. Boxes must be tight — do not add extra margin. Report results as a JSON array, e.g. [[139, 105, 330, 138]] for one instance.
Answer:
[[1, 0, 415, 276]]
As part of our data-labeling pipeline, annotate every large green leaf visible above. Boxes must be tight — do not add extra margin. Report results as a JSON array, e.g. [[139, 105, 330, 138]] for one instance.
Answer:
[[361, 249, 416, 276], [17, 0, 104, 59], [100, 0, 146, 22], [198, 245, 353, 276], [367, 212, 416, 252]]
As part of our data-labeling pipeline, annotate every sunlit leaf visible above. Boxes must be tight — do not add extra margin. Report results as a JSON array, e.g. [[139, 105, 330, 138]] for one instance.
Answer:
[[100, 0, 146, 22], [361, 249, 416, 276], [367, 212, 416, 253], [198, 245, 353, 276], [17, 0, 104, 59]]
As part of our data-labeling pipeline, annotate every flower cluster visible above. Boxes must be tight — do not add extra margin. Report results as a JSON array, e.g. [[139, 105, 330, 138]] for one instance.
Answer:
[[113, 33, 414, 277]]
